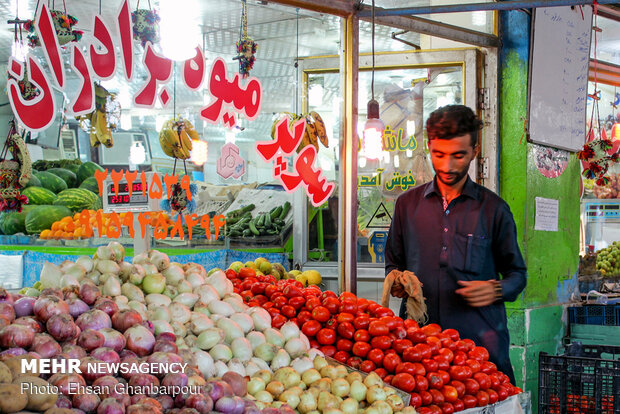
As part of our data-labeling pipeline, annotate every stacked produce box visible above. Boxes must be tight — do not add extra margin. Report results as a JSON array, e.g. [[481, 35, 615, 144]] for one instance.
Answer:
[[0, 242, 522, 413]]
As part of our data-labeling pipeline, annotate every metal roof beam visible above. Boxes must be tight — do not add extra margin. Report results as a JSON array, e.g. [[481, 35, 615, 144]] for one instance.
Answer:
[[359, 0, 619, 17], [265, 0, 356, 17]]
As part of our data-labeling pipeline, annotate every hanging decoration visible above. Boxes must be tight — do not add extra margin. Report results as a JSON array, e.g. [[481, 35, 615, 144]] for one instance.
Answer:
[[270, 111, 329, 152], [132, 0, 160, 47], [76, 84, 119, 148], [0, 121, 32, 212], [24, 1, 82, 47], [235, 0, 257, 78], [161, 181, 198, 215], [578, 3, 619, 187]]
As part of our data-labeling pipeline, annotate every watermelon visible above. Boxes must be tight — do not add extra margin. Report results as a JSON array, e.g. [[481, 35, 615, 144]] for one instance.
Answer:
[[0, 205, 35, 235], [54, 188, 101, 212], [24, 175, 42, 188], [34, 171, 68, 194], [65, 164, 81, 175], [22, 187, 58, 205], [79, 176, 100, 195], [25, 205, 72, 234], [47, 168, 78, 188], [77, 161, 104, 185]]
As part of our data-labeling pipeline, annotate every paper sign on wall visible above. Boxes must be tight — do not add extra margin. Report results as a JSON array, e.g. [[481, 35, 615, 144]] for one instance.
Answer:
[[535, 197, 559, 232]]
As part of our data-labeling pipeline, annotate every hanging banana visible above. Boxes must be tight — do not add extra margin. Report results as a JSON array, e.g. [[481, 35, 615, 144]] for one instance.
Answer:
[[270, 111, 329, 152], [158, 117, 196, 160]]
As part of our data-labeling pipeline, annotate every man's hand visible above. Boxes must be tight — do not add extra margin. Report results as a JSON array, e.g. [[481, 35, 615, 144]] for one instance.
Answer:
[[391, 281, 408, 298], [455, 280, 497, 307]]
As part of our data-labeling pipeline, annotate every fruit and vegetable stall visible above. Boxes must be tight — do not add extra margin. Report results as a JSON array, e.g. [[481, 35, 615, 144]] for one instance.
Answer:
[[0, 241, 526, 414]]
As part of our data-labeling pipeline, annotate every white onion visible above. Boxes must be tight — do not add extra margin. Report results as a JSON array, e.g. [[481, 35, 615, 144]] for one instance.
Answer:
[[193, 349, 216, 378], [209, 343, 233, 362], [40, 262, 62, 289], [102, 276, 121, 296], [251, 357, 271, 372], [177, 280, 193, 293], [194, 285, 219, 304], [153, 320, 174, 335], [227, 358, 246, 376], [216, 318, 244, 343], [308, 348, 324, 360], [264, 328, 285, 347], [254, 343, 278, 362], [121, 283, 144, 302], [300, 333, 311, 350], [196, 328, 224, 350], [292, 357, 314, 375], [245, 361, 261, 378], [190, 313, 214, 335], [187, 273, 206, 289], [148, 306, 171, 322], [60, 274, 80, 289], [285, 338, 308, 359], [128, 301, 147, 319], [271, 348, 291, 371], [97, 260, 120, 275], [149, 250, 170, 271], [230, 313, 254, 334], [208, 300, 234, 317], [76, 256, 94, 273], [280, 322, 300, 341], [214, 360, 228, 377], [132, 251, 149, 265], [231, 337, 252, 362], [142, 263, 158, 276], [171, 321, 187, 338], [96, 245, 115, 261], [129, 265, 146, 285], [206, 271, 233, 298], [246, 331, 266, 351], [163, 264, 185, 285], [249, 308, 271, 331], [145, 293, 171, 307], [193, 302, 211, 316], [63, 264, 86, 281], [174, 293, 199, 308]]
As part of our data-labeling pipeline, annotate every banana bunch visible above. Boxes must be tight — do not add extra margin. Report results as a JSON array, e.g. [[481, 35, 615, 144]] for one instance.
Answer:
[[77, 110, 114, 148], [270, 111, 329, 152], [159, 117, 198, 160]]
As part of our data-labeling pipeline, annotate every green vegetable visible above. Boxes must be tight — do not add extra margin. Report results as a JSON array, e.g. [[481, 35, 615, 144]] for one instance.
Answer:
[[249, 219, 260, 236], [34, 171, 68, 194], [270, 206, 282, 220], [279, 201, 291, 220]]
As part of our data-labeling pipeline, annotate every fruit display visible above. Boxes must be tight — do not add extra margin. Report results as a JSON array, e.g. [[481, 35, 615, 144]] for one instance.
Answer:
[[159, 117, 199, 160], [34, 171, 68, 194], [224, 202, 291, 238], [227, 260, 322, 287], [53, 188, 103, 212], [591, 173, 620, 199], [595, 241, 620, 276], [270, 111, 329, 152], [76, 84, 119, 148]]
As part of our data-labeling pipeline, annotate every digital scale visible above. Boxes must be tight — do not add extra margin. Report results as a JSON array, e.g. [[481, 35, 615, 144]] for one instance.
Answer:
[[101, 172, 162, 254], [581, 199, 620, 253]]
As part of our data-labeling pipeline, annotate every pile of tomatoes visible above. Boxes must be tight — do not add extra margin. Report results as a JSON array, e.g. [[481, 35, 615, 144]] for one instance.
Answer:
[[227, 267, 522, 413]]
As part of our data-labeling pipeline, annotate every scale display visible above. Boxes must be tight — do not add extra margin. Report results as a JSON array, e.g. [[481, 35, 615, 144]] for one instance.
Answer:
[[102, 177, 158, 213]]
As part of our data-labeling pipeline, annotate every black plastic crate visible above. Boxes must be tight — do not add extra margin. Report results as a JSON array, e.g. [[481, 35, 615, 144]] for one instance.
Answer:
[[568, 305, 620, 326], [539, 344, 620, 414]]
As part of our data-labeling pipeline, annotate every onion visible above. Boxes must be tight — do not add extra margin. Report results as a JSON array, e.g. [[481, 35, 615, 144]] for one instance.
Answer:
[[62, 344, 87, 359], [128, 301, 147, 319], [174, 293, 199, 308], [152, 320, 174, 336], [96, 245, 115, 261], [97, 260, 120, 275], [147, 306, 171, 322], [162, 372, 188, 393], [0, 324, 34, 348], [185, 394, 213, 414], [76, 309, 112, 331], [32, 335, 62, 357], [153, 340, 178, 353], [187, 272, 205, 289], [40, 262, 63, 289], [171, 321, 187, 338], [78, 329, 105, 351], [51, 373, 87, 395], [196, 328, 224, 350], [93, 376, 119, 399], [76, 256, 94, 273], [189, 313, 213, 335], [163, 265, 185, 285], [60, 273, 80, 290], [128, 373, 160, 396], [209, 343, 233, 362], [149, 250, 170, 271], [13, 316, 43, 333], [271, 348, 291, 371], [33, 295, 70, 322], [249, 307, 271, 331], [145, 294, 171, 307], [142, 273, 166, 294], [40, 287, 63, 298], [292, 357, 314, 375], [91, 347, 121, 366], [97, 398, 125, 414], [47, 313, 79, 342], [169, 303, 191, 324], [79, 283, 101, 305], [207, 271, 234, 298], [264, 328, 285, 347], [66, 298, 90, 319], [205, 380, 234, 402], [231, 337, 252, 362], [230, 313, 253, 334], [215, 396, 244, 414], [177, 280, 192, 294], [122, 283, 145, 302], [254, 343, 277, 362], [102, 275, 122, 297], [112, 309, 143, 333], [108, 241, 125, 263], [99, 328, 126, 353], [0, 347, 27, 359], [129, 265, 146, 285], [56, 394, 73, 409], [94, 298, 119, 317], [222, 371, 247, 397], [223, 295, 247, 313], [280, 322, 300, 341], [73, 393, 101, 413], [156, 395, 174, 411], [132, 251, 149, 265], [216, 318, 244, 343], [194, 285, 219, 304], [124, 324, 155, 356], [13, 297, 34, 318], [246, 331, 266, 351], [194, 349, 216, 379], [285, 338, 308, 359], [163, 284, 178, 299]]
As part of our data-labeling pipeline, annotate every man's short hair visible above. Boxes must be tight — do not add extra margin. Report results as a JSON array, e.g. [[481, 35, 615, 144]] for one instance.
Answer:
[[426, 105, 483, 147]]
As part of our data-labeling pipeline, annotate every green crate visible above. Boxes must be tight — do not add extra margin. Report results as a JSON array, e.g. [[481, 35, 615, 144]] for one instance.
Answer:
[[569, 324, 620, 347]]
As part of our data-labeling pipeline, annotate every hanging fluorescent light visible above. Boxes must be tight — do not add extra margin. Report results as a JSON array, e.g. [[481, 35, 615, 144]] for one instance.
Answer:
[[160, 0, 200, 61]]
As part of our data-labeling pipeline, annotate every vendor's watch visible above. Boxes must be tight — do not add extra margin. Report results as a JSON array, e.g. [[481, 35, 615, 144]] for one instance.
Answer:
[[492, 280, 503, 301]]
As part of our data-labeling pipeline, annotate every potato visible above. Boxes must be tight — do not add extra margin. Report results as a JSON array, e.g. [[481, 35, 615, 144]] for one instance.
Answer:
[[4, 356, 40, 379], [0, 383, 28, 412], [13, 375, 58, 411], [0, 361, 12, 383]]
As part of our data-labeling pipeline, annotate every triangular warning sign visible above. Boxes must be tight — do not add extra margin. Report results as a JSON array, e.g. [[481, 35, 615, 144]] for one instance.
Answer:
[[366, 202, 393, 229]]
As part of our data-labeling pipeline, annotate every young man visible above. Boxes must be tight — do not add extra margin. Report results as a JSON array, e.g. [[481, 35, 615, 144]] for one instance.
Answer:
[[385, 105, 527, 383]]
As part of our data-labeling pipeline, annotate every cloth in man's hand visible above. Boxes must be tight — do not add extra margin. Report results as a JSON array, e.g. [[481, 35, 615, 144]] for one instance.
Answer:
[[382, 269, 427, 323]]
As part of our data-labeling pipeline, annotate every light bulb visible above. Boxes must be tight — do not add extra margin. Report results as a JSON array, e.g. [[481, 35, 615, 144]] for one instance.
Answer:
[[394, 154, 399, 168], [160, 0, 200, 61], [129, 142, 146, 165], [191, 140, 208, 166], [11, 40, 27, 62], [359, 156, 367, 168]]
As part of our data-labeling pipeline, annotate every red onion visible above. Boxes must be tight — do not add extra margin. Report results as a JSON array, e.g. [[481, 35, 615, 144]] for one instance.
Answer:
[[97, 398, 125, 414], [222, 371, 247, 397], [91, 347, 120, 365], [62, 344, 87, 359], [157, 395, 174, 411], [73, 393, 101, 414], [73, 409, 87, 414], [242, 400, 260, 414], [100, 328, 126, 353], [80, 283, 101, 305], [68, 298, 90, 319], [106, 388, 131, 408], [124, 325, 155, 357], [130, 394, 147, 405], [76, 309, 112, 331], [185, 394, 213, 414], [47, 313, 80, 342], [205, 380, 233, 402], [13, 296, 36, 317], [13, 316, 44, 332], [56, 394, 73, 409], [120, 349, 137, 360], [34, 295, 70, 322], [155, 332, 176, 342], [78, 329, 105, 351], [0, 347, 27, 359], [80, 357, 107, 382], [0, 288, 14, 305], [51, 373, 87, 395], [0, 323, 34, 348], [177, 349, 196, 367], [174, 392, 189, 408], [32, 336, 62, 358], [94, 298, 119, 317], [0, 316, 10, 329], [111, 309, 143, 333], [128, 373, 160, 396], [127, 403, 162, 414], [140, 320, 154, 334], [119, 356, 140, 381], [92, 376, 119, 400], [162, 372, 188, 393], [153, 340, 177, 353], [40, 287, 63, 298], [215, 396, 244, 414], [0, 303, 15, 322]]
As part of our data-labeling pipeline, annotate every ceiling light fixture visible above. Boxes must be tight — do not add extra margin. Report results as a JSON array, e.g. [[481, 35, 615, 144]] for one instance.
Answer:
[[362, 0, 384, 161], [160, 0, 200, 61]]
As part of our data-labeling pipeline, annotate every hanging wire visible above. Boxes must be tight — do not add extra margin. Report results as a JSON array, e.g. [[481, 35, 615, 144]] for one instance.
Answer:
[[371, 0, 375, 100], [99, 0, 102, 16], [295, 8, 300, 114]]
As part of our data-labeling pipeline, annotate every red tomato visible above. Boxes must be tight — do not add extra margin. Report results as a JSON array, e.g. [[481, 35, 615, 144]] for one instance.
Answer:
[[337, 322, 355, 339], [238, 267, 256, 279], [393, 326, 407, 339], [452, 351, 467, 366], [262, 301, 274, 310], [476, 390, 489, 407], [346, 356, 363, 370], [466, 359, 482, 374], [427, 372, 444, 390], [393, 339, 413, 355], [437, 348, 454, 363], [421, 323, 442, 337], [320, 345, 336, 357], [305, 297, 321, 311], [280, 305, 296, 318], [336, 313, 355, 324], [469, 346, 490, 362], [463, 394, 477, 409], [488, 389, 499, 404], [297, 310, 312, 326], [415, 375, 429, 392], [287, 296, 305, 310], [441, 385, 458, 403], [353, 329, 370, 343], [283, 285, 302, 299], [462, 339, 476, 351], [273, 296, 287, 309], [370, 335, 392, 350], [339, 291, 356, 301], [271, 314, 286, 328], [250, 282, 265, 295], [419, 390, 433, 406], [320, 290, 337, 301], [441, 402, 455, 414], [240, 290, 253, 302], [392, 373, 415, 392], [360, 360, 376, 373], [367, 349, 385, 366], [450, 380, 466, 398], [339, 300, 357, 314], [353, 316, 370, 330], [441, 328, 460, 341], [455, 340, 469, 353], [322, 297, 340, 314], [473, 372, 491, 390], [240, 279, 255, 291], [301, 320, 321, 337], [333, 351, 349, 363], [325, 317, 338, 330], [395, 362, 415, 375], [384, 375, 394, 384], [352, 342, 371, 358], [488, 373, 501, 390], [453, 399, 465, 412], [254, 294, 268, 305], [415, 344, 433, 360], [382, 353, 402, 373], [316, 328, 336, 345], [404, 319, 419, 330], [481, 361, 498, 375], [412, 363, 426, 377], [374, 368, 388, 379], [311, 306, 330, 322], [374, 306, 395, 318], [368, 321, 389, 336], [422, 359, 439, 373], [225, 269, 237, 279], [264, 284, 278, 298], [336, 339, 353, 352], [434, 356, 450, 372], [429, 389, 445, 405], [356, 298, 370, 311], [403, 346, 422, 363], [409, 392, 422, 408], [496, 385, 509, 401], [437, 370, 450, 385], [247, 301, 258, 307], [380, 316, 399, 331], [426, 337, 442, 354], [449, 366, 470, 382], [464, 378, 480, 395]]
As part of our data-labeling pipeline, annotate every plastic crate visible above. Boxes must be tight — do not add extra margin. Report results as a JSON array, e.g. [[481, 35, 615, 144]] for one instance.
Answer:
[[568, 304, 620, 326], [539, 344, 620, 414]]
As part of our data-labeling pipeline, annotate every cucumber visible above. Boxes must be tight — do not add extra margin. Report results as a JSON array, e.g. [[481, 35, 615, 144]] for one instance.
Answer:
[[249, 219, 260, 236], [270, 206, 283, 220], [241, 204, 255, 213], [257, 214, 266, 227], [242, 229, 251, 237], [265, 212, 272, 228], [279, 201, 291, 220]]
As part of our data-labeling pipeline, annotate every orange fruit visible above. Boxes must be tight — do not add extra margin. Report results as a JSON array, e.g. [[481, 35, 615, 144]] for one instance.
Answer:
[[51, 222, 60, 231], [74, 228, 83, 239], [40, 230, 51, 239], [66, 221, 75, 232]]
